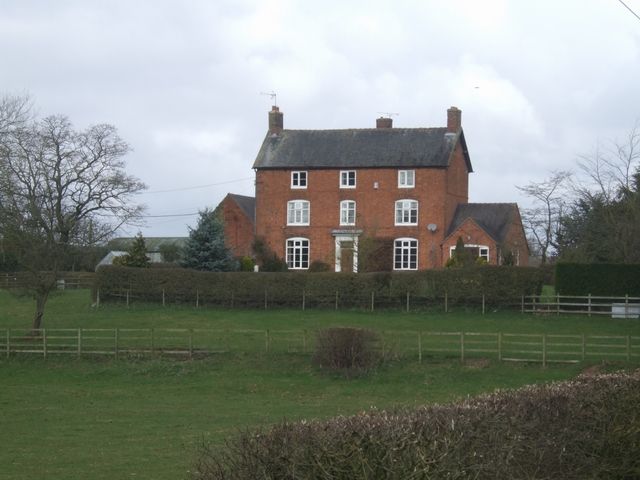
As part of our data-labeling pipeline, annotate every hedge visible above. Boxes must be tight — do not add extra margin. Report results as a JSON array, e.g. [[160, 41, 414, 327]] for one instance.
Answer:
[[94, 265, 544, 308], [556, 263, 640, 296], [193, 370, 640, 479]]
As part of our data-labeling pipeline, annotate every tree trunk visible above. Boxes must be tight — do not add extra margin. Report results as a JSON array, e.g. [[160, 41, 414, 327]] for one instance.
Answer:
[[31, 289, 50, 334]]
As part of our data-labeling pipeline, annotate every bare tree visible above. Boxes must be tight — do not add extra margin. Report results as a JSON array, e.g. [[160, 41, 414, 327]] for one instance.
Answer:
[[516, 170, 572, 265], [576, 122, 640, 201], [0, 96, 146, 331]]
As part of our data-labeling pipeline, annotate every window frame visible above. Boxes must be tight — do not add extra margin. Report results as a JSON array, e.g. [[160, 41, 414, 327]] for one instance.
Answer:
[[339, 170, 356, 189], [286, 237, 310, 270], [291, 171, 307, 189], [398, 170, 415, 188], [339, 200, 356, 226], [394, 199, 419, 226], [393, 237, 418, 270], [287, 200, 310, 226], [449, 244, 490, 262]]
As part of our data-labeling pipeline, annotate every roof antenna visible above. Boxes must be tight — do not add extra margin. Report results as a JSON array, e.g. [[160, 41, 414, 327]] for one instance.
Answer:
[[377, 111, 399, 118], [260, 91, 277, 107]]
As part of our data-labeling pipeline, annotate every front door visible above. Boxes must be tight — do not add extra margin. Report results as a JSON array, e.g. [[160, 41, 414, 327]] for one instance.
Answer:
[[334, 236, 358, 272]]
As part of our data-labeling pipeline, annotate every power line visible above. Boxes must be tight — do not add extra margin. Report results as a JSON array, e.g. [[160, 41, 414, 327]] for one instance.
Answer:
[[618, 0, 640, 22], [141, 176, 254, 194]]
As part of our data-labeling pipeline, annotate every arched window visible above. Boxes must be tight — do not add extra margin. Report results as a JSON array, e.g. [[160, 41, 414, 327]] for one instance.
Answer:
[[286, 237, 310, 269], [340, 200, 356, 226], [287, 200, 310, 225], [395, 199, 418, 225], [394, 238, 418, 270]]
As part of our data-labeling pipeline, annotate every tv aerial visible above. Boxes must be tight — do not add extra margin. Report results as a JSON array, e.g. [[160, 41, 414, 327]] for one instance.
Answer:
[[260, 91, 277, 106], [377, 111, 399, 118]]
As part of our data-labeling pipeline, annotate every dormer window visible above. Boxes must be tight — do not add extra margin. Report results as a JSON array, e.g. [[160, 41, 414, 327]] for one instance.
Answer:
[[340, 170, 356, 188], [291, 171, 307, 189], [398, 170, 415, 188]]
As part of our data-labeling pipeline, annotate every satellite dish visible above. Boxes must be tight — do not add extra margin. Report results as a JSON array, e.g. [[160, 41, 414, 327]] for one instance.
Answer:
[[427, 223, 437, 232]]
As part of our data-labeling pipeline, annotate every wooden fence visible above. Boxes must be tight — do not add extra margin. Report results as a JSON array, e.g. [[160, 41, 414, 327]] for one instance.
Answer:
[[523, 294, 640, 317], [2, 328, 639, 365], [1, 272, 95, 290]]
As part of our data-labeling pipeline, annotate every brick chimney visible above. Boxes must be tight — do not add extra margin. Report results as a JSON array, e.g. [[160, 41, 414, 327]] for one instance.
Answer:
[[376, 117, 393, 129], [447, 106, 462, 133], [268, 106, 283, 135]]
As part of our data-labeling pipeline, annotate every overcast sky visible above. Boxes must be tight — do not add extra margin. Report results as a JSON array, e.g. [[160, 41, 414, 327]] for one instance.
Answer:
[[2, 0, 639, 238]]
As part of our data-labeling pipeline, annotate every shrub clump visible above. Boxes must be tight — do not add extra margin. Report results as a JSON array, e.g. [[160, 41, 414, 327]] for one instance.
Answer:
[[313, 327, 381, 376], [193, 370, 640, 480]]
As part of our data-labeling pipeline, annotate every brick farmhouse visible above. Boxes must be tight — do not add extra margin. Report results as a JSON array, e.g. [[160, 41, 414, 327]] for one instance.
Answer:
[[219, 106, 528, 271]]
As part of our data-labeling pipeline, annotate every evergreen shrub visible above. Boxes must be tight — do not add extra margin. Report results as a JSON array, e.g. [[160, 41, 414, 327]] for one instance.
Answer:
[[556, 263, 640, 296]]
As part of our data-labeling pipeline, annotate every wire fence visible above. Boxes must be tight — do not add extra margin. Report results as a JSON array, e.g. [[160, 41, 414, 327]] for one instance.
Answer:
[[2, 328, 639, 365]]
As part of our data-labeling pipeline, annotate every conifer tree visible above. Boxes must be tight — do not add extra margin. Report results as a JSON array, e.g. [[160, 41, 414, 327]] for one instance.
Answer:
[[181, 209, 238, 271]]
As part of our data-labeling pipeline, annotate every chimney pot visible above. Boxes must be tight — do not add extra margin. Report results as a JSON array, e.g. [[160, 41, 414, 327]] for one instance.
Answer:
[[447, 106, 462, 133], [268, 106, 283, 135], [376, 117, 393, 129]]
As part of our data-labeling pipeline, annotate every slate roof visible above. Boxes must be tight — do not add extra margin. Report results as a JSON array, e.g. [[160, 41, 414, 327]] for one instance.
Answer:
[[253, 128, 472, 171], [227, 193, 256, 224], [446, 203, 519, 243]]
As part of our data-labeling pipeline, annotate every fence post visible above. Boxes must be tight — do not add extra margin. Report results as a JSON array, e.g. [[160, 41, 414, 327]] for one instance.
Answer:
[[303, 329, 307, 353], [582, 333, 586, 361], [126, 290, 130, 308], [498, 332, 502, 362], [406, 291, 410, 313], [418, 331, 422, 363], [162, 289, 166, 307], [521, 295, 524, 314], [189, 329, 193, 359], [302, 289, 306, 311], [542, 334, 547, 368], [231, 292, 235, 309], [371, 291, 375, 312], [264, 290, 268, 310], [77, 329, 82, 358], [460, 332, 465, 363], [335, 291, 339, 310], [196, 289, 199, 308], [43, 329, 47, 359], [588, 294, 591, 317], [115, 328, 119, 360], [482, 294, 485, 315], [625, 294, 629, 318], [445, 291, 448, 313], [381, 331, 386, 358], [627, 335, 631, 362], [556, 294, 560, 315], [265, 329, 270, 353], [150, 328, 155, 355], [96, 288, 100, 308], [6, 329, 10, 358]]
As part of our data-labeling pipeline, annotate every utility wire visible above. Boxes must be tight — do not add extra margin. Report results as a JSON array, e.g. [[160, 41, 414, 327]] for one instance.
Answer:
[[141, 176, 253, 194], [618, 0, 640, 22]]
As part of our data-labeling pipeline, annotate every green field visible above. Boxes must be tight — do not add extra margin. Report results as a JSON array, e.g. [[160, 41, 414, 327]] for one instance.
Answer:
[[1, 289, 639, 479]]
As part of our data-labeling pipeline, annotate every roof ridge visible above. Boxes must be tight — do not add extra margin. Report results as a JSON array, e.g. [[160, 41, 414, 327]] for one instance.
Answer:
[[280, 127, 447, 133]]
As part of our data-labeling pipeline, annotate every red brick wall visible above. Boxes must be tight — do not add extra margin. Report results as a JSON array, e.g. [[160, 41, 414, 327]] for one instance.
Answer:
[[442, 219, 498, 265], [442, 211, 530, 266], [255, 161, 469, 270], [222, 196, 254, 258]]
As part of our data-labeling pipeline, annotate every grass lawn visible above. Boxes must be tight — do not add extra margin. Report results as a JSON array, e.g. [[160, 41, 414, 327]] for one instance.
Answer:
[[1, 289, 639, 479]]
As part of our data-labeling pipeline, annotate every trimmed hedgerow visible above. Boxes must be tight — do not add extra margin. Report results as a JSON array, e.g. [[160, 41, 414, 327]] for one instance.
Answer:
[[193, 370, 640, 480], [94, 265, 544, 308], [556, 263, 640, 296]]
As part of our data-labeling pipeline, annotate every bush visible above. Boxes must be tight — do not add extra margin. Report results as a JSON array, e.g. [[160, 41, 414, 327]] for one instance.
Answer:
[[193, 370, 640, 480], [308, 260, 331, 272], [313, 327, 381, 376]]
